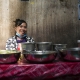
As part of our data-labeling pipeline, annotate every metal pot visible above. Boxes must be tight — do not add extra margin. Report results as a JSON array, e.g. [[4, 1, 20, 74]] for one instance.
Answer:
[[23, 50, 57, 63], [36, 42, 53, 51], [59, 47, 80, 61], [21, 42, 36, 51], [53, 44, 67, 50], [52, 44, 67, 60], [0, 50, 20, 64]]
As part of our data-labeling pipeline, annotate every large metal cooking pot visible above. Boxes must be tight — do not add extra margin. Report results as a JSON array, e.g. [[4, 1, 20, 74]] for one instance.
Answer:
[[0, 50, 20, 64], [21, 42, 36, 51], [59, 47, 80, 61], [36, 42, 53, 51], [23, 50, 57, 63]]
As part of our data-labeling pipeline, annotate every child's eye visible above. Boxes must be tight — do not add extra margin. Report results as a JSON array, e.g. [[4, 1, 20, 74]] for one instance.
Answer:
[[20, 25, 27, 28]]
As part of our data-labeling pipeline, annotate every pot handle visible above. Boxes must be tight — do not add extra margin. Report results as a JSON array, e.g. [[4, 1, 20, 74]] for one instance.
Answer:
[[55, 47, 61, 58]]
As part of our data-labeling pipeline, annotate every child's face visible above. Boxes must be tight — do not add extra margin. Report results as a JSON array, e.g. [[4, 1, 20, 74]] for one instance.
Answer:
[[15, 23, 27, 36]]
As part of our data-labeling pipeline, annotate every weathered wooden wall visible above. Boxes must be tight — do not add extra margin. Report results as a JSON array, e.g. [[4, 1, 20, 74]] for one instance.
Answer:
[[26, 0, 79, 48], [0, 0, 10, 49], [0, 0, 79, 49], [0, 0, 26, 49]]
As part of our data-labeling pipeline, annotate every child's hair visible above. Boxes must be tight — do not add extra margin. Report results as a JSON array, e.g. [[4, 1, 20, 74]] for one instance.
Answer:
[[13, 19, 27, 27]]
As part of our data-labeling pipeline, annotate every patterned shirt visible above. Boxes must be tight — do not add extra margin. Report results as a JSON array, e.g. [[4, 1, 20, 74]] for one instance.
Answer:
[[6, 36, 34, 50]]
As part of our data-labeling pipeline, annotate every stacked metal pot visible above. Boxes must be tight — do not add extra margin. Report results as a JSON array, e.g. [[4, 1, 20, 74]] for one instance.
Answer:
[[22, 42, 66, 63], [21, 41, 80, 62], [21, 42, 58, 63], [57, 40, 80, 62]]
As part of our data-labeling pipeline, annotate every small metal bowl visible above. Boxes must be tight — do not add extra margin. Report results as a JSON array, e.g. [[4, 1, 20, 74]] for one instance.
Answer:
[[21, 42, 36, 51], [0, 50, 20, 64], [23, 50, 57, 63], [36, 42, 53, 51], [53, 44, 67, 50], [59, 47, 80, 61], [52, 44, 67, 60]]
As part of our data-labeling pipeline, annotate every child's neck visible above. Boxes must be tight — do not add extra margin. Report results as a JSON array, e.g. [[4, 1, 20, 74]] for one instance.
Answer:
[[17, 37, 23, 40]]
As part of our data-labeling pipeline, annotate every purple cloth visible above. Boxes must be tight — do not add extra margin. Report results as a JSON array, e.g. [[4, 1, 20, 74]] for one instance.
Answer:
[[17, 39, 26, 43]]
